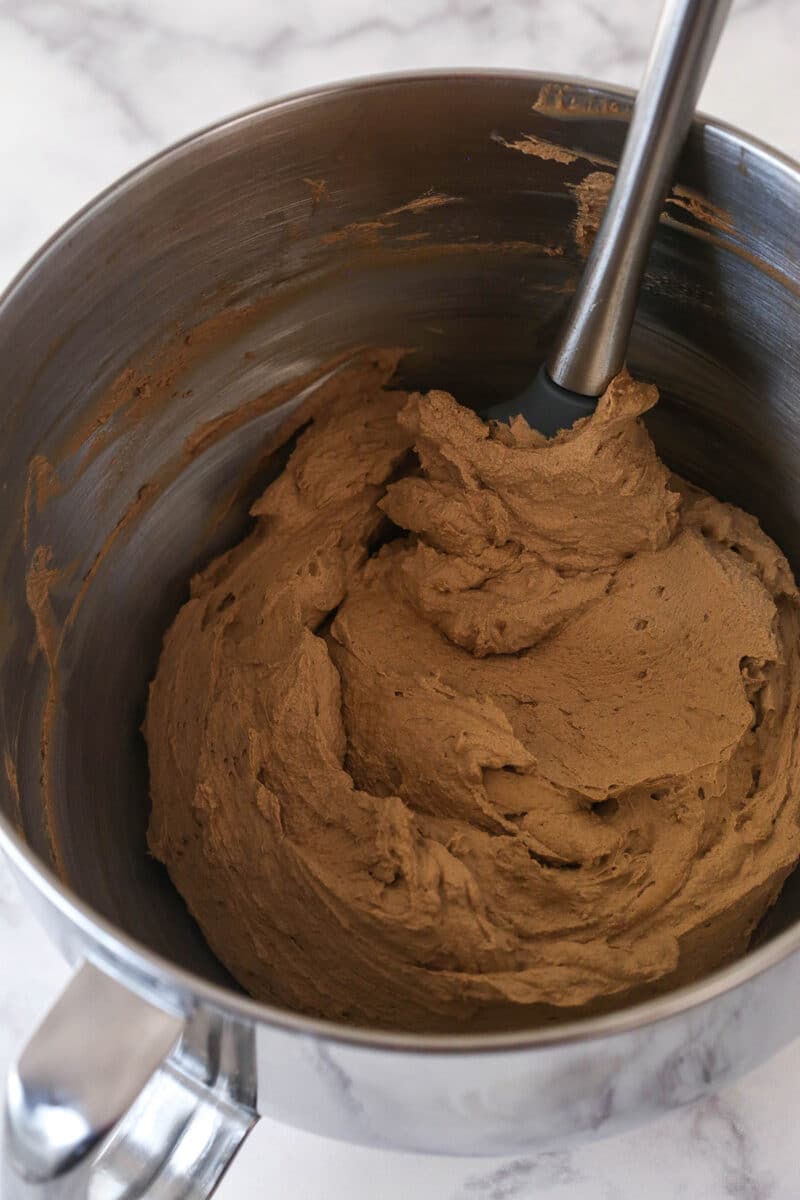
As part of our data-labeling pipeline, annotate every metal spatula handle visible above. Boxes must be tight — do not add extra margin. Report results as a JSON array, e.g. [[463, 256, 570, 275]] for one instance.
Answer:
[[547, 0, 731, 398]]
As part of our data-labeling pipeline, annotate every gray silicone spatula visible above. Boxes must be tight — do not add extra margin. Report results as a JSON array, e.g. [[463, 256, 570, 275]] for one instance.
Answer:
[[486, 0, 731, 436]]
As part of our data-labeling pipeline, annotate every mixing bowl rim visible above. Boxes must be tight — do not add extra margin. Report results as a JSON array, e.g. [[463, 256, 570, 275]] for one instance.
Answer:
[[2, 67, 800, 1055]]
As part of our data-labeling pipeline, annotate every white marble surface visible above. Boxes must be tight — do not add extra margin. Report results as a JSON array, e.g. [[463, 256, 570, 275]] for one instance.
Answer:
[[1, 0, 800, 1196]]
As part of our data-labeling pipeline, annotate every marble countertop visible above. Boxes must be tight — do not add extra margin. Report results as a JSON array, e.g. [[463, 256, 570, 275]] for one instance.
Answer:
[[1, 0, 799, 1196]]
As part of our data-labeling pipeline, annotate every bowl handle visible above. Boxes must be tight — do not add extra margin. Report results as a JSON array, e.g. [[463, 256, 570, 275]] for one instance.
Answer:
[[2, 961, 257, 1198]]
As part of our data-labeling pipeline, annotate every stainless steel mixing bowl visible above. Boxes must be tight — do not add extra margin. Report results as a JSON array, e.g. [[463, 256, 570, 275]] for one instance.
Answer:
[[2, 71, 800, 1199]]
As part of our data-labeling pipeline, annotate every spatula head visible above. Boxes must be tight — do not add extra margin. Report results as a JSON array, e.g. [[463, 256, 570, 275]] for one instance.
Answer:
[[484, 364, 596, 438]]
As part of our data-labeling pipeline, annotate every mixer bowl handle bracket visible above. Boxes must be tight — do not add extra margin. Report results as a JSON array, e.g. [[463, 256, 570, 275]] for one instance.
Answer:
[[2, 961, 257, 1199]]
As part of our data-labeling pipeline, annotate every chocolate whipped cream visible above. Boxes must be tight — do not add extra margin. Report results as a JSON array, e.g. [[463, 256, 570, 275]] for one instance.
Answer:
[[145, 352, 800, 1031]]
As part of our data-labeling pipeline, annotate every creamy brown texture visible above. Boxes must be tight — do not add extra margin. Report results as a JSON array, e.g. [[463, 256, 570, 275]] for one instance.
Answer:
[[146, 352, 800, 1031]]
